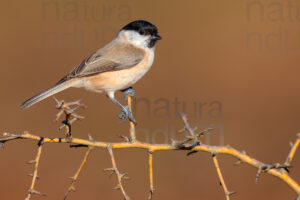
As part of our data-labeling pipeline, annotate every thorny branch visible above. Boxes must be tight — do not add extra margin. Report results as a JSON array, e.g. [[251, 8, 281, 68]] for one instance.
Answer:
[[212, 154, 235, 200], [105, 145, 130, 200], [176, 113, 213, 156], [25, 137, 45, 200], [53, 97, 85, 137], [0, 96, 300, 199], [64, 147, 93, 200], [285, 133, 300, 166]]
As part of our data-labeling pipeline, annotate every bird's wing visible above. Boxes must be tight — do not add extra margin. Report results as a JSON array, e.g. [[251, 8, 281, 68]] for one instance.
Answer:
[[56, 42, 145, 85]]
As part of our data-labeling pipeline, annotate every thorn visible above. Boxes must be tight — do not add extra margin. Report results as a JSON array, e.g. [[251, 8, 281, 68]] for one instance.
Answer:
[[104, 168, 115, 172], [234, 160, 243, 165], [70, 106, 80, 113], [27, 160, 36, 164], [28, 174, 39, 179], [255, 169, 261, 183], [227, 191, 236, 196], [196, 128, 213, 137], [70, 186, 76, 192], [79, 102, 87, 109], [28, 189, 45, 196], [119, 173, 125, 179], [122, 176, 130, 180], [120, 173, 130, 180], [185, 135, 194, 140], [290, 142, 294, 148], [53, 97, 64, 108], [113, 184, 121, 190], [118, 135, 130, 142], [178, 112, 185, 118], [148, 189, 154, 200], [88, 134, 94, 142], [53, 96, 60, 104], [191, 126, 198, 132], [178, 128, 185, 133], [171, 139, 177, 146]]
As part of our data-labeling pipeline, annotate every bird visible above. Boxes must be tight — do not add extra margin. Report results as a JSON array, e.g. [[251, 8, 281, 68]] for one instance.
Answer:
[[20, 20, 162, 124]]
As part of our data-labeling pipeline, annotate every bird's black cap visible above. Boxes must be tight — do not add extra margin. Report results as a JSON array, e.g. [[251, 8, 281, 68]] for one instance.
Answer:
[[122, 20, 158, 36]]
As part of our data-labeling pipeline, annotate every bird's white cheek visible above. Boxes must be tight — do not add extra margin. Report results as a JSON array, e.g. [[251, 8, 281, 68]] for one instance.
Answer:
[[126, 32, 150, 48]]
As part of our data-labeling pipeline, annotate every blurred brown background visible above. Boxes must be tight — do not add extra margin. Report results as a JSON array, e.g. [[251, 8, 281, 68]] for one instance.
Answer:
[[0, 0, 300, 199]]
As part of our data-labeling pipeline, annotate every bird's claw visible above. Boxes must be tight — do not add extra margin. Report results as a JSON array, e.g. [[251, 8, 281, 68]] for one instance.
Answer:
[[118, 108, 137, 125], [118, 111, 127, 121]]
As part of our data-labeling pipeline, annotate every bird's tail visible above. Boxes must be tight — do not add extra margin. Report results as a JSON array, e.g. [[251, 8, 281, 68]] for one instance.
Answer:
[[20, 80, 76, 109]]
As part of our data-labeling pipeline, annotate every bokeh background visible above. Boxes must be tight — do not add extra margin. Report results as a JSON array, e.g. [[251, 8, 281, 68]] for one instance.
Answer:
[[0, 0, 300, 199]]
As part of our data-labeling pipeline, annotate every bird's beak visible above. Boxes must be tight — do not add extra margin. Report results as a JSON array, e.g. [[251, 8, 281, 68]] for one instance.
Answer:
[[153, 33, 162, 40]]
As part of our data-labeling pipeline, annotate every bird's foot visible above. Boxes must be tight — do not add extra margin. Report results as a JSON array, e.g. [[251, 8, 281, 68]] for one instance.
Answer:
[[118, 107, 137, 125], [121, 87, 135, 102]]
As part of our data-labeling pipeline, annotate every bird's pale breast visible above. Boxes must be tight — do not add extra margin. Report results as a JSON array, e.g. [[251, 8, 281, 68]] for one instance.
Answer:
[[82, 50, 154, 93]]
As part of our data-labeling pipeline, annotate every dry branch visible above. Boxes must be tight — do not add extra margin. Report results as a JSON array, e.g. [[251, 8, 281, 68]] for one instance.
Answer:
[[64, 147, 93, 200], [53, 97, 85, 137], [25, 138, 45, 200], [1, 95, 300, 199], [285, 133, 300, 166], [148, 150, 154, 200], [212, 154, 235, 200], [106, 145, 130, 200], [127, 92, 136, 142]]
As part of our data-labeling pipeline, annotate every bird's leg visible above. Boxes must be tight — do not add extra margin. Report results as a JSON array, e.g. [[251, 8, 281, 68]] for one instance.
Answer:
[[121, 87, 136, 124], [108, 91, 137, 125], [121, 87, 135, 102]]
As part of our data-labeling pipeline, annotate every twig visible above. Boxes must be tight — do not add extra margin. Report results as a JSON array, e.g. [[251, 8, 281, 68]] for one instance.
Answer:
[[106, 145, 130, 200], [148, 150, 154, 200], [25, 138, 45, 200], [64, 147, 93, 200], [285, 133, 300, 166], [178, 112, 199, 145], [0, 134, 21, 147], [127, 94, 136, 142], [176, 113, 212, 152], [212, 154, 234, 200], [54, 97, 85, 137]]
